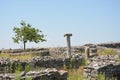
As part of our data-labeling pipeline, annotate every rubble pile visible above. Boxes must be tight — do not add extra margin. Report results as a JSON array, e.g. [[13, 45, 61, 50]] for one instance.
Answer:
[[84, 55, 120, 80]]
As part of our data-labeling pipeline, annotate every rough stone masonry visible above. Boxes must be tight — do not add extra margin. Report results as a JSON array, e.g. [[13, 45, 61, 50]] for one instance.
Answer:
[[0, 53, 83, 74], [0, 68, 68, 80], [84, 55, 120, 80]]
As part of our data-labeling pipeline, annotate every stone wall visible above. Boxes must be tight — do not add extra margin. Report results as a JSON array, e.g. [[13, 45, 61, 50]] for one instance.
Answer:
[[49, 46, 84, 54], [0, 54, 83, 74], [1, 48, 50, 56], [1, 47, 84, 56], [0, 54, 83, 80], [28, 54, 83, 69], [84, 55, 120, 80], [0, 68, 68, 80], [1, 48, 47, 53]]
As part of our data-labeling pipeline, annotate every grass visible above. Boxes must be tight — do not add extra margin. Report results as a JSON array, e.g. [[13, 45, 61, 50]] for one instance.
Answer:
[[0, 53, 86, 80], [0, 53, 35, 60], [0, 51, 117, 80], [98, 48, 116, 55], [13, 66, 109, 80], [68, 67, 84, 80], [97, 73, 105, 80]]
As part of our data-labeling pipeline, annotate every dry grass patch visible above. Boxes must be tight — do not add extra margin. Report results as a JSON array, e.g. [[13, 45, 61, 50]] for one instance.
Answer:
[[0, 53, 35, 60], [68, 67, 84, 80], [98, 48, 116, 56]]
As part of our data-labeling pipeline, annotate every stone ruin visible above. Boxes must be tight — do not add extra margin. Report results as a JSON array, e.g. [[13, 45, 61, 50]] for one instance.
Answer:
[[1, 46, 85, 57], [0, 68, 68, 80], [0, 39, 86, 80], [0, 56, 72, 80], [84, 45, 98, 59], [0, 54, 84, 80], [84, 55, 120, 80], [1, 48, 50, 56], [0, 43, 96, 80], [29, 54, 83, 69], [0, 53, 83, 73], [0, 42, 120, 80], [82, 44, 120, 80], [64, 33, 72, 58]]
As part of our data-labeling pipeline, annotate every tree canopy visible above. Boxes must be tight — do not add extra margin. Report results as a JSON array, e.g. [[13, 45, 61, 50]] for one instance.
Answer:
[[12, 20, 46, 49]]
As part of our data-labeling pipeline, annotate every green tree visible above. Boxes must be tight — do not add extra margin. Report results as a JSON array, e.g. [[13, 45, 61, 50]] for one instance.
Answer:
[[12, 20, 46, 50]]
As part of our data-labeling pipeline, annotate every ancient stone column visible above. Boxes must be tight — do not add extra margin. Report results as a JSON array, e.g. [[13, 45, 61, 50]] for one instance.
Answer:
[[85, 46, 90, 59], [64, 33, 72, 58]]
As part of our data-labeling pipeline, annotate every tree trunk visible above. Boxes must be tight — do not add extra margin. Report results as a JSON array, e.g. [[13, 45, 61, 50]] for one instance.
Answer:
[[24, 42, 26, 50]]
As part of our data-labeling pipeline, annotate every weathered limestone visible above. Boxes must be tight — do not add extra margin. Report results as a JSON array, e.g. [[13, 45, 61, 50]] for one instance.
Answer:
[[0, 68, 68, 80], [84, 55, 120, 80], [0, 54, 83, 74], [64, 33, 72, 58], [84, 44, 98, 59], [1, 47, 85, 58], [49, 46, 84, 58], [85, 47, 90, 59], [28, 54, 83, 69], [1, 48, 50, 56]]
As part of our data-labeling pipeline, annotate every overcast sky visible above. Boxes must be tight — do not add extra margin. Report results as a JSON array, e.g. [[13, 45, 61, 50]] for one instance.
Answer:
[[0, 0, 120, 49]]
